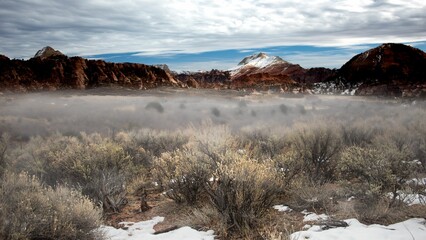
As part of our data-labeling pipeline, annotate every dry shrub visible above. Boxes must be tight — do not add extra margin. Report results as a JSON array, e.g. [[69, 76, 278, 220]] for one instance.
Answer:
[[0, 133, 9, 178], [153, 148, 212, 205], [404, 118, 426, 172], [339, 141, 415, 204], [202, 149, 284, 237], [10, 133, 135, 212], [273, 150, 304, 188], [0, 172, 103, 240], [257, 210, 301, 240], [186, 121, 232, 152], [179, 205, 228, 238], [287, 178, 340, 212], [235, 130, 285, 159], [338, 135, 418, 222], [289, 122, 342, 185], [116, 129, 189, 167], [341, 121, 379, 147], [61, 135, 134, 212]]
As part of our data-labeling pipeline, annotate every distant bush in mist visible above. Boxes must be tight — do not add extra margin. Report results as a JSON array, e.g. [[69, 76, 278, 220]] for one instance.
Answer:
[[145, 101, 164, 113], [211, 107, 220, 117]]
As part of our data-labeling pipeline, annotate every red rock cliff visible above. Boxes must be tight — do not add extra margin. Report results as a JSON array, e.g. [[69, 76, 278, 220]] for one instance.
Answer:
[[0, 53, 181, 91]]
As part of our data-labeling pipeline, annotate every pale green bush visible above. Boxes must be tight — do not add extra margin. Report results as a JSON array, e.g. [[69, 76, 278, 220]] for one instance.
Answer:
[[10, 133, 134, 212], [0, 133, 9, 178], [340, 121, 379, 147], [289, 123, 342, 184], [339, 141, 415, 208], [202, 148, 284, 236], [153, 148, 212, 205], [116, 129, 188, 167], [235, 130, 285, 160], [0, 172, 103, 240]]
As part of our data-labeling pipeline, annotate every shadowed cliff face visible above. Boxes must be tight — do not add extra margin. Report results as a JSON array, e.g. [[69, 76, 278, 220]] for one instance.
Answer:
[[0, 55, 181, 91], [339, 43, 426, 97], [175, 69, 231, 89]]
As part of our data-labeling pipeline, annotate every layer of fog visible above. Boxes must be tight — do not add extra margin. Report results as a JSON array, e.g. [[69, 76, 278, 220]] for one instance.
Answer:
[[0, 87, 424, 139]]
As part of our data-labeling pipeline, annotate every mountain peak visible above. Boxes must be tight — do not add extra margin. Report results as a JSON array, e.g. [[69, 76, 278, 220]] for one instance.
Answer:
[[236, 52, 286, 68], [33, 46, 64, 59]]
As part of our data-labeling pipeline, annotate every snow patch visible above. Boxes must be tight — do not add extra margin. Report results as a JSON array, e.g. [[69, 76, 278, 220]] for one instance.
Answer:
[[34, 46, 51, 58], [389, 192, 426, 206], [408, 178, 426, 186], [99, 216, 215, 240], [303, 213, 329, 222], [273, 205, 292, 212], [291, 218, 426, 240], [313, 81, 360, 95], [347, 196, 355, 202]]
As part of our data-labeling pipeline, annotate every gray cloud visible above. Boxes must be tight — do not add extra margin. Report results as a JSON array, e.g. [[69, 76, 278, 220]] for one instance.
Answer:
[[0, 0, 425, 58]]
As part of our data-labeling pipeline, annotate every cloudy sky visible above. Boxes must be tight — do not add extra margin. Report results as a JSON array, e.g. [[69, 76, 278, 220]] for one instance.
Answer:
[[1, 0, 425, 71]]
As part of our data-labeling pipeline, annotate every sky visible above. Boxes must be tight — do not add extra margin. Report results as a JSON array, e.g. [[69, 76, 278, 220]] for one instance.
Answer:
[[1, 0, 425, 71]]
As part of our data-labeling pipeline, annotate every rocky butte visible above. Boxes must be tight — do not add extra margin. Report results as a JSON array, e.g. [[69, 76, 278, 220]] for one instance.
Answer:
[[338, 43, 426, 97]]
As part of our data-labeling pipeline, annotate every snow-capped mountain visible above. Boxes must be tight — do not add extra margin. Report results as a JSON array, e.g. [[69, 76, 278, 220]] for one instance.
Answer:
[[229, 52, 306, 88], [230, 52, 287, 74], [33, 46, 64, 59]]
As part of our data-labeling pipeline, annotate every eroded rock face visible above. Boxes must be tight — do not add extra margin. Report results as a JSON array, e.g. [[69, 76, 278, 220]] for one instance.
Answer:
[[0, 49, 181, 91], [175, 69, 231, 89], [339, 43, 426, 97]]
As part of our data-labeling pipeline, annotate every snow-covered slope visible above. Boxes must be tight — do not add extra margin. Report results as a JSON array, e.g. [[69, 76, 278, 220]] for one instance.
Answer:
[[230, 52, 287, 74], [33, 46, 64, 59]]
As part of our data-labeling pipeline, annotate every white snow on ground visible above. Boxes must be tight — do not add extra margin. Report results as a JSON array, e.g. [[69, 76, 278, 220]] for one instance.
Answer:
[[291, 218, 426, 240], [302, 211, 330, 222], [408, 178, 426, 186], [347, 196, 356, 202], [99, 216, 215, 240], [394, 192, 426, 206], [273, 205, 293, 212]]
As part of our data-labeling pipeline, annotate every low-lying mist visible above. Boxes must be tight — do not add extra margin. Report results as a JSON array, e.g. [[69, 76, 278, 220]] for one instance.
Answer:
[[1, 87, 426, 239], [0, 87, 425, 139]]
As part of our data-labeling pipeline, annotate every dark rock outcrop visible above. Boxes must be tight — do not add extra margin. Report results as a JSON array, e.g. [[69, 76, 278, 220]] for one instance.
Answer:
[[339, 43, 426, 97], [298, 67, 337, 84], [0, 48, 181, 91], [175, 69, 231, 89]]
